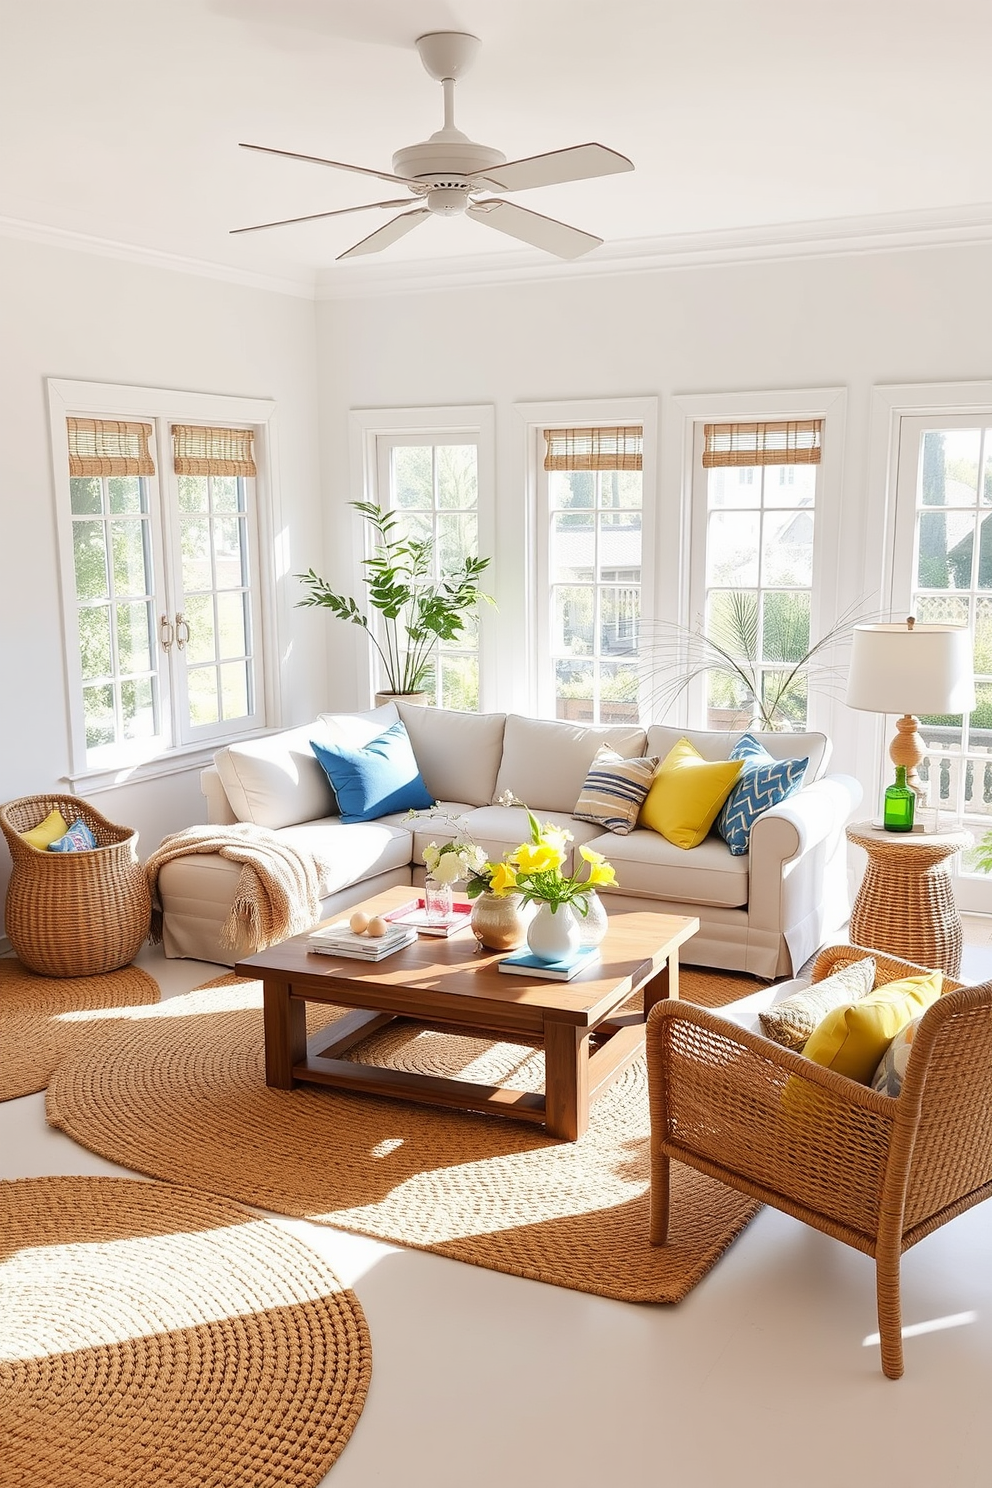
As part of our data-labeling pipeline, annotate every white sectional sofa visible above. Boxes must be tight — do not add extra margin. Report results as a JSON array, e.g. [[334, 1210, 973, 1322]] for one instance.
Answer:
[[155, 700, 862, 978]]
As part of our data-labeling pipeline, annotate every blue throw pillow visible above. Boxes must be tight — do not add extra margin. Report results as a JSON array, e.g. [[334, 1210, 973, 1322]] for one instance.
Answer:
[[47, 817, 98, 852], [310, 719, 433, 824], [716, 733, 808, 856]]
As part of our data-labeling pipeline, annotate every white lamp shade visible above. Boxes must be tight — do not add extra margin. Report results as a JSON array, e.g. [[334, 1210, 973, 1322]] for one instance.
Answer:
[[845, 623, 976, 716]]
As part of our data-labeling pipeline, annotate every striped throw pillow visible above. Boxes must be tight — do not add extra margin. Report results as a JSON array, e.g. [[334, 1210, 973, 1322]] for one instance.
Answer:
[[573, 746, 660, 835]]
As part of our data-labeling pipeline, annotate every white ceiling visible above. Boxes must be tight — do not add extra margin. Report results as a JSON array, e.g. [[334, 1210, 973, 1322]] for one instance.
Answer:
[[6, 0, 992, 294]]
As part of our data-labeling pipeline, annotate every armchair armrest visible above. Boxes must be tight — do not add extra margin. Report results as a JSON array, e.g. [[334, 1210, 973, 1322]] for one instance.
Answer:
[[200, 765, 238, 826]]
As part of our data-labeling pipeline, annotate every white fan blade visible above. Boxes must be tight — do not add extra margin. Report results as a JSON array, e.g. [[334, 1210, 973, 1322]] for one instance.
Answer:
[[239, 142, 416, 188], [231, 200, 413, 235], [337, 208, 432, 260], [467, 200, 601, 259], [474, 143, 633, 194]]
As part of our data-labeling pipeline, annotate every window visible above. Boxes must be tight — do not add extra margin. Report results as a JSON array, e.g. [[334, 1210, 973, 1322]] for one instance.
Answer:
[[50, 383, 275, 779], [374, 437, 482, 710], [542, 425, 644, 724]]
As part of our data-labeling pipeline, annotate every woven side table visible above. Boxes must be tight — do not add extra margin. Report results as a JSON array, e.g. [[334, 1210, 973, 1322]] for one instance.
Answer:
[[846, 820, 973, 977]]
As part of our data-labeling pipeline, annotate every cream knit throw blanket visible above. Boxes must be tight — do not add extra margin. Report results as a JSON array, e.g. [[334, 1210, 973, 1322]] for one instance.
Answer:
[[146, 823, 333, 955]]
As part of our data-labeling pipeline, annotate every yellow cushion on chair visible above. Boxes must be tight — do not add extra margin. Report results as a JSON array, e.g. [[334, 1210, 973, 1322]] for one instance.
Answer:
[[801, 970, 943, 1084], [19, 809, 69, 850], [638, 737, 743, 849]]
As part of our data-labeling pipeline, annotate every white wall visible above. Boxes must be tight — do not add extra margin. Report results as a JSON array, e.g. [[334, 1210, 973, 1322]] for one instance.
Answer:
[[0, 235, 324, 923], [317, 239, 992, 802]]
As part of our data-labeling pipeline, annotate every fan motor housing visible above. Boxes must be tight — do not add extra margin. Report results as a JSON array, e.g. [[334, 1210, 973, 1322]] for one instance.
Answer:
[[392, 139, 506, 183]]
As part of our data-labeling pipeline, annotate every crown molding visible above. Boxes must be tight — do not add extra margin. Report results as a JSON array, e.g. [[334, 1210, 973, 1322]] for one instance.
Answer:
[[4, 199, 992, 305], [0, 214, 316, 300], [314, 200, 992, 301]]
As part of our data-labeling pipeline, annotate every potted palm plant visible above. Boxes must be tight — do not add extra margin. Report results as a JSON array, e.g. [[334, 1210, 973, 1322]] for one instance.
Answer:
[[297, 501, 492, 702]]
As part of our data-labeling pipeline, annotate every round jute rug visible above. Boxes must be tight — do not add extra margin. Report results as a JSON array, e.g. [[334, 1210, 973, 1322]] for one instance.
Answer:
[[47, 974, 761, 1303], [0, 959, 159, 1102], [0, 1175, 371, 1488]]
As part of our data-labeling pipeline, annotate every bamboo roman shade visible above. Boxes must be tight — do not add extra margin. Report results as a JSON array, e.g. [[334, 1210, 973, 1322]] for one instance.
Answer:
[[172, 425, 257, 476], [702, 419, 823, 468], [544, 426, 643, 471], [66, 418, 155, 477]]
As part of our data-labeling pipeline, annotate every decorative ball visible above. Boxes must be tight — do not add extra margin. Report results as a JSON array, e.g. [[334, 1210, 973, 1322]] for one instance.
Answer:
[[366, 916, 389, 938], [349, 911, 370, 935]]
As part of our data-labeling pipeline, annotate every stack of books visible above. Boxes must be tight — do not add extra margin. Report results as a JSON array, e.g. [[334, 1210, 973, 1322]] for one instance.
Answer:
[[497, 945, 601, 982], [307, 919, 417, 960]]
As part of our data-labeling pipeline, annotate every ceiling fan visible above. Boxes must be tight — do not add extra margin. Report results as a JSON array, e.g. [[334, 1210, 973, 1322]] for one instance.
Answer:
[[232, 31, 633, 261]]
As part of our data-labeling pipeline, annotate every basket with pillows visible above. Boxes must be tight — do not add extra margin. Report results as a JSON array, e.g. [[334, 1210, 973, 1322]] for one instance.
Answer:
[[0, 794, 152, 977]]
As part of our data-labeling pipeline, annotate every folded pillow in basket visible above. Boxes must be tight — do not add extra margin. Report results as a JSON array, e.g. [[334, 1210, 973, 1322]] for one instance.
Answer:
[[573, 746, 660, 834], [19, 808, 69, 850], [716, 733, 809, 856], [310, 719, 433, 824], [47, 818, 98, 852]]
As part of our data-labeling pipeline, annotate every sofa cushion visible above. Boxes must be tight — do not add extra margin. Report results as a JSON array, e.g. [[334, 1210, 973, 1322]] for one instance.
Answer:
[[758, 956, 876, 1050], [20, 808, 69, 850], [493, 715, 648, 814], [645, 724, 830, 781], [802, 970, 943, 1084], [589, 826, 749, 908], [278, 817, 414, 897], [573, 746, 660, 834], [214, 723, 338, 830], [639, 738, 744, 849], [395, 701, 506, 808], [310, 720, 433, 824]]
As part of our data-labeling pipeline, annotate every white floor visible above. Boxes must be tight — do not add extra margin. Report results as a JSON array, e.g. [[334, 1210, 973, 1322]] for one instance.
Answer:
[[5, 928, 992, 1487]]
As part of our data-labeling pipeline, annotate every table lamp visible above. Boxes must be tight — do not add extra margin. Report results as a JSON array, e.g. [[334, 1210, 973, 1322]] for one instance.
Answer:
[[844, 617, 976, 797]]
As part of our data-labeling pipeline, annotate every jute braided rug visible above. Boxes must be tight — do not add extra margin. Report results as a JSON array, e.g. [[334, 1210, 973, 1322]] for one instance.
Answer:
[[47, 967, 761, 1303], [0, 959, 159, 1102], [0, 1175, 371, 1488]]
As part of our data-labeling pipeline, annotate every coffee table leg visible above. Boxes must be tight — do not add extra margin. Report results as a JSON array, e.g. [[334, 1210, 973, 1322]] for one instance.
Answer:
[[262, 977, 306, 1088], [643, 953, 680, 1019], [544, 1018, 590, 1141]]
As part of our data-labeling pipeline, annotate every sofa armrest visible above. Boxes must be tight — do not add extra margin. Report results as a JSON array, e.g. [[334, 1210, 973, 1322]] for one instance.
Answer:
[[200, 765, 238, 826], [747, 773, 863, 974]]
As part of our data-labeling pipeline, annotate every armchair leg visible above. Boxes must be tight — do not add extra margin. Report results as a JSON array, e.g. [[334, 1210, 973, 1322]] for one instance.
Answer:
[[649, 1151, 671, 1245], [876, 1246, 905, 1380]]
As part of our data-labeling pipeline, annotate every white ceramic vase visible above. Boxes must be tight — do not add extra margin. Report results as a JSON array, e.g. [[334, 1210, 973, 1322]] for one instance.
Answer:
[[575, 889, 609, 949], [525, 902, 582, 964]]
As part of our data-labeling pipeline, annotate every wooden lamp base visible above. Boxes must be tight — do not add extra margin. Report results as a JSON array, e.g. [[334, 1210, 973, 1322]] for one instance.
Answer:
[[889, 713, 926, 794]]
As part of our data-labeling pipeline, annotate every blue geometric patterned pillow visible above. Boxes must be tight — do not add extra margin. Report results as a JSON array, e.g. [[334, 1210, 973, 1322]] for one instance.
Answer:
[[47, 817, 98, 852], [716, 733, 808, 857]]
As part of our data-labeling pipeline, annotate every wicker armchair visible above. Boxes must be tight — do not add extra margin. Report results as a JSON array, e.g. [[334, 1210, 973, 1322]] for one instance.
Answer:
[[1, 793, 152, 977], [647, 944, 992, 1379]]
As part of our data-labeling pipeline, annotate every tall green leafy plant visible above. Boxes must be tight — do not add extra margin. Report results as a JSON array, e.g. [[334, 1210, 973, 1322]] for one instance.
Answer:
[[296, 501, 492, 696]]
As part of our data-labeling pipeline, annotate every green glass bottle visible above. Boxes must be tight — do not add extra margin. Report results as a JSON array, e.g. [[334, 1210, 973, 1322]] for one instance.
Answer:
[[883, 765, 915, 832]]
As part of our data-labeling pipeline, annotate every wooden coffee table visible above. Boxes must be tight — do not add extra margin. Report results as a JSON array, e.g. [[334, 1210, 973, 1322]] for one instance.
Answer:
[[236, 885, 698, 1141]]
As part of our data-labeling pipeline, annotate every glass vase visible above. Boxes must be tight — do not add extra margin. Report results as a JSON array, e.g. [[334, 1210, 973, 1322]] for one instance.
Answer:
[[526, 902, 582, 964], [424, 875, 454, 924], [470, 891, 531, 951]]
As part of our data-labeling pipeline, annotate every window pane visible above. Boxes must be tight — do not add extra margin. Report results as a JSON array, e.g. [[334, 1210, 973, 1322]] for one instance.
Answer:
[[180, 516, 212, 589], [392, 446, 433, 509], [707, 511, 760, 587], [216, 592, 248, 660], [78, 605, 111, 681], [184, 593, 215, 664], [70, 477, 102, 515], [762, 463, 817, 508], [761, 508, 813, 587], [762, 591, 811, 662], [600, 584, 640, 656], [600, 469, 642, 511], [116, 600, 152, 672], [121, 677, 155, 741], [437, 511, 476, 571], [436, 445, 476, 509], [555, 659, 593, 721], [219, 660, 249, 720], [73, 522, 109, 601], [707, 467, 758, 510], [83, 683, 115, 749], [706, 670, 751, 731], [920, 429, 981, 505], [187, 666, 220, 726], [210, 475, 239, 514], [599, 661, 640, 723], [107, 476, 143, 515], [552, 514, 595, 581], [110, 519, 149, 595], [213, 517, 246, 588], [761, 667, 807, 728], [439, 653, 478, 711], [554, 586, 595, 653], [918, 510, 975, 589], [178, 475, 209, 513], [549, 469, 595, 510]]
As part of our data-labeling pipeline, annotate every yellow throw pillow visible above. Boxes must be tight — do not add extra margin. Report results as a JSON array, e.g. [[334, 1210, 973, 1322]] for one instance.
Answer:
[[20, 808, 69, 850], [801, 970, 943, 1084], [638, 737, 744, 849]]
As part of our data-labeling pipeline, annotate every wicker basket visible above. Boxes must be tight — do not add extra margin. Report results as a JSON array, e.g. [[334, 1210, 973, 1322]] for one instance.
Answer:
[[1, 794, 152, 977]]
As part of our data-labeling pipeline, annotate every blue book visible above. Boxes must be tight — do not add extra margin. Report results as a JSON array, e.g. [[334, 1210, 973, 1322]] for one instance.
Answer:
[[497, 946, 601, 981]]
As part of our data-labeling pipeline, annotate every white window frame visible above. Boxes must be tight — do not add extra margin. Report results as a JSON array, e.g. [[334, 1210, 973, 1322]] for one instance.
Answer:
[[869, 380, 992, 912], [349, 406, 496, 709], [672, 386, 847, 733], [48, 379, 282, 789], [515, 397, 659, 721]]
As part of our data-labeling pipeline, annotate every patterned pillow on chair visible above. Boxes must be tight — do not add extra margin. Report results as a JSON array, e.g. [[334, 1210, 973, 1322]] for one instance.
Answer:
[[716, 733, 808, 857]]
